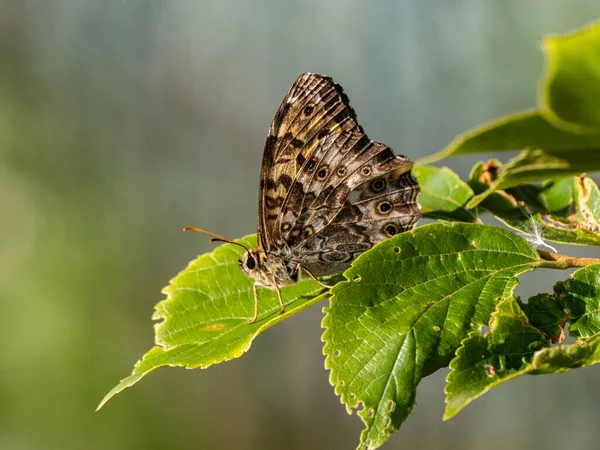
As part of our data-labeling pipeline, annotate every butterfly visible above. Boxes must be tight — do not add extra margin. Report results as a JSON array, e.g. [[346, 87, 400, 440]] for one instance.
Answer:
[[187, 73, 421, 323]]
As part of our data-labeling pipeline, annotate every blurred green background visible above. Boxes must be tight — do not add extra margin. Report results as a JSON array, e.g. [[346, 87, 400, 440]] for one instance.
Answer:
[[2, 2, 600, 449]]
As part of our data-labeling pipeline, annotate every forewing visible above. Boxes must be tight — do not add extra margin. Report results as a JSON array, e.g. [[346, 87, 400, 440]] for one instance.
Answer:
[[258, 73, 361, 250]]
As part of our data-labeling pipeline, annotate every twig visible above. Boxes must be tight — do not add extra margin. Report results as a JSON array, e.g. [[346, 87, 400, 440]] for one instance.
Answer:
[[537, 250, 600, 269]]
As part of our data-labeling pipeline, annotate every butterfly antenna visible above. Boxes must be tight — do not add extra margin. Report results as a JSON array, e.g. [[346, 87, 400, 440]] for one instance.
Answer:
[[183, 226, 250, 252]]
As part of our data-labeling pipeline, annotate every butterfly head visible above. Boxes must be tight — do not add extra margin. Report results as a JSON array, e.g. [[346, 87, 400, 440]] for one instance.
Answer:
[[238, 249, 268, 279]]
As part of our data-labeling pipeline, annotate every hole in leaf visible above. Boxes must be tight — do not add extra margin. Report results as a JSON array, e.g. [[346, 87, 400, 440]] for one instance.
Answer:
[[433, 325, 441, 332], [334, 350, 341, 357], [393, 247, 400, 253], [353, 274, 361, 282], [367, 408, 374, 418], [480, 325, 490, 336], [339, 380, 345, 386], [350, 393, 356, 400], [385, 418, 392, 428], [387, 400, 394, 412]]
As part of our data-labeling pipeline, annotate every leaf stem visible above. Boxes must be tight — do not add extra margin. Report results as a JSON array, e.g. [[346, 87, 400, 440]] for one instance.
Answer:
[[537, 250, 600, 269]]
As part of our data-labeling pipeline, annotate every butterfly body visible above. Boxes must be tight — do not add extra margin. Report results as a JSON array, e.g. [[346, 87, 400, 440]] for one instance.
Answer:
[[237, 73, 421, 322], [239, 248, 300, 288]]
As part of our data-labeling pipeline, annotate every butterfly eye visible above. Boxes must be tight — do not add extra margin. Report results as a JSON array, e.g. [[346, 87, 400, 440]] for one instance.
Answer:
[[303, 104, 315, 116], [246, 255, 256, 270], [371, 179, 386, 192], [336, 166, 347, 177], [384, 223, 399, 237], [361, 166, 373, 177]]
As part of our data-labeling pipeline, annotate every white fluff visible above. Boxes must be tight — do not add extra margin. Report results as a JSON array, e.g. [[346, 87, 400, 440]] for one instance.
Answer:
[[517, 215, 557, 253]]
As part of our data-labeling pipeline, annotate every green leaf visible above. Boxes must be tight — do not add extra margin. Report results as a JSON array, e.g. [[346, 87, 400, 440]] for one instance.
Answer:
[[323, 223, 540, 450], [446, 325, 600, 419], [468, 160, 531, 220], [528, 333, 600, 373], [541, 22, 600, 133], [420, 23, 600, 165], [444, 297, 549, 420], [445, 265, 600, 419], [466, 148, 600, 208], [510, 178, 600, 247], [98, 235, 327, 410], [413, 166, 478, 222], [555, 264, 600, 339], [418, 112, 600, 165], [573, 176, 600, 230], [469, 163, 600, 246], [518, 294, 568, 343]]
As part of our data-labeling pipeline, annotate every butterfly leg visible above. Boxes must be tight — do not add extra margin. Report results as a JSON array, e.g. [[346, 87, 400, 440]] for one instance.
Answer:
[[301, 266, 333, 289], [248, 283, 260, 324], [272, 277, 286, 315]]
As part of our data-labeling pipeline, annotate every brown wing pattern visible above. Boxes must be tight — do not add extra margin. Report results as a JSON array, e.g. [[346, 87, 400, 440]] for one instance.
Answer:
[[258, 73, 421, 276], [286, 138, 420, 276], [258, 73, 362, 250], [293, 167, 421, 276]]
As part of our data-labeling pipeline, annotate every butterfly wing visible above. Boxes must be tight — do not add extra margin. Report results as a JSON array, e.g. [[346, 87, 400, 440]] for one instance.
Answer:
[[258, 73, 421, 276], [258, 73, 362, 251], [291, 157, 421, 276]]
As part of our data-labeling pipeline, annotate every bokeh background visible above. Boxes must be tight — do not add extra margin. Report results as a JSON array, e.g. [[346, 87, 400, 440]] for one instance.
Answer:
[[2, 1, 600, 449]]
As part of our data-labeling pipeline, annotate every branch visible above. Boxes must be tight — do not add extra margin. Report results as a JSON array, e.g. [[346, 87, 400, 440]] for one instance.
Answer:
[[537, 250, 600, 269]]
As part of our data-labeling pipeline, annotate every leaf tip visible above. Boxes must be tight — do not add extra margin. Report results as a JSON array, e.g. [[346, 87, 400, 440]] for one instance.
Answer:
[[95, 372, 146, 412], [96, 394, 112, 412]]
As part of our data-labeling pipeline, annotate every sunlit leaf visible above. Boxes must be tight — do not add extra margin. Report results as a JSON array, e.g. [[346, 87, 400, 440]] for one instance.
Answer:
[[503, 177, 600, 247], [444, 297, 549, 420], [98, 235, 327, 409], [445, 265, 600, 419], [420, 23, 600, 165], [418, 112, 600, 165], [541, 21, 600, 133], [413, 166, 478, 222], [469, 165, 600, 246], [466, 148, 600, 208], [323, 223, 540, 450]]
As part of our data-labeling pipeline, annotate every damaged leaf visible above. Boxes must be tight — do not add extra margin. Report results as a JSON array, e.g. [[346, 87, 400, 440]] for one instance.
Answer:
[[445, 265, 600, 419], [469, 163, 600, 246], [466, 148, 600, 208]]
